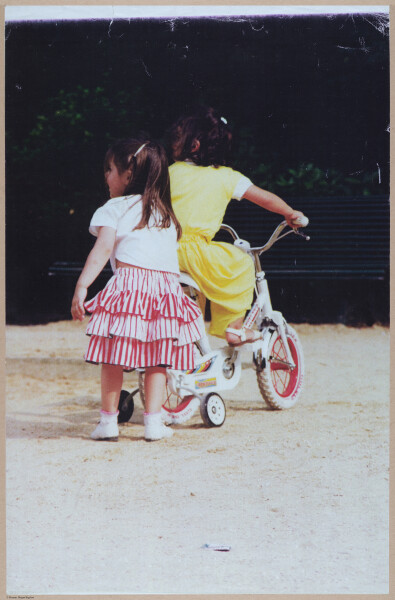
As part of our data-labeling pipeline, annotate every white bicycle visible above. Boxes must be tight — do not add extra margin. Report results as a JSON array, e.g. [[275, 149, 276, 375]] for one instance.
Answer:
[[118, 216, 309, 427]]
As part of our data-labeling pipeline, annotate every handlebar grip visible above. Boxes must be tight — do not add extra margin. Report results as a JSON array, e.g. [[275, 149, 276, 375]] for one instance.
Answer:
[[291, 216, 309, 227]]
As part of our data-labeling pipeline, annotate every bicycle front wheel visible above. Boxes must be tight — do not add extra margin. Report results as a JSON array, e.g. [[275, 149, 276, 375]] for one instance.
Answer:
[[257, 325, 304, 409]]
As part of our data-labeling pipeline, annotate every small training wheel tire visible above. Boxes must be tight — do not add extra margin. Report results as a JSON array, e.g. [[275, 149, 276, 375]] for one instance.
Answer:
[[200, 393, 226, 428], [118, 389, 136, 423]]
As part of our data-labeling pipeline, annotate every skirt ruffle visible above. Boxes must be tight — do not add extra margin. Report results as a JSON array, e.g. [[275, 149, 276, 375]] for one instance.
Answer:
[[85, 336, 195, 371], [84, 267, 205, 370]]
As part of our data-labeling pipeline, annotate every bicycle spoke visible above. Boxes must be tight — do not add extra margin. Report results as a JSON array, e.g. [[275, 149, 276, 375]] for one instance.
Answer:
[[257, 325, 304, 409], [273, 369, 289, 393], [269, 335, 299, 395]]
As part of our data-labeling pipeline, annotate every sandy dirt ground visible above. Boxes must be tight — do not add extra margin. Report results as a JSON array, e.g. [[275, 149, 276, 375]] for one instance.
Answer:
[[5, 320, 389, 596]]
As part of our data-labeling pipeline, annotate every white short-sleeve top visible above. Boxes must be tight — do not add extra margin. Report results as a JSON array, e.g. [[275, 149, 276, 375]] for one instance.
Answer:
[[89, 195, 180, 274]]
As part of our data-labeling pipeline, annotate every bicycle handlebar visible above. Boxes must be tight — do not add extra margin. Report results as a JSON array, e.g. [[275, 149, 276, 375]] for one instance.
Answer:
[[219, 223, 239, 240], [220, 217, 309, 256]]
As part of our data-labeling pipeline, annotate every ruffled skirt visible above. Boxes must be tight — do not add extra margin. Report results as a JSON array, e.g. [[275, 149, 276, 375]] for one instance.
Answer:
[[84, 267, 205, 370]]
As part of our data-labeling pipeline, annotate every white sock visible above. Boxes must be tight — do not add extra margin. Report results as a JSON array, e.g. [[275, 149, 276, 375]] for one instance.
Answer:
[[100, 410, 119, 424]]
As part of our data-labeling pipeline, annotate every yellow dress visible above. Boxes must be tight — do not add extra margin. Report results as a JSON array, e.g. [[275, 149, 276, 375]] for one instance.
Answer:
[[169, 161, 255, 337]]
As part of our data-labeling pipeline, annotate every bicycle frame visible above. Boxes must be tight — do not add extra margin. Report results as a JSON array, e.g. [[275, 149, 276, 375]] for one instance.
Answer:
[[221, 221, 310, 368], [125, 218, 309, 428], [166, 220, 309, 400]]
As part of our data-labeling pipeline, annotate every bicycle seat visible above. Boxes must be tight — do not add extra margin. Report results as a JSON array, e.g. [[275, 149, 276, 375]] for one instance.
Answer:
[[180, 272, 201, 291]]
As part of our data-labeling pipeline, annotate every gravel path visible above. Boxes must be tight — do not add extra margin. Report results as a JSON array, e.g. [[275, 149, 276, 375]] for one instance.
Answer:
[[5, 321, 389, 595]]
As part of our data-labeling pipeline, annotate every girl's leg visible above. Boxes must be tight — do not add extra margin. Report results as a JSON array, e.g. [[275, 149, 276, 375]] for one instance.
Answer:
[[143, 366, 173, 440], [91, 364, 124, 441], [101, 363, 124, 413], [144, 366, 166, 413]]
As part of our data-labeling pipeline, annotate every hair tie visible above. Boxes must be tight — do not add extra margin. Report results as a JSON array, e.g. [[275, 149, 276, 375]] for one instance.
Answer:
[[134, 142, 148, 157], [220, 116, 228, 124]]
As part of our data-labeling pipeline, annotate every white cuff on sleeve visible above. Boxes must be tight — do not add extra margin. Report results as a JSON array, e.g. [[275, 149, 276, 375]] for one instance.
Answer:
[[232, 176, 253, 200]]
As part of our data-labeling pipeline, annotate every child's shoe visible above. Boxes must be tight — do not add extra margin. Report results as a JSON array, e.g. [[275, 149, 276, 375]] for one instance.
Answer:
[[144, 412, 174, 441], [91, 411, 119, 441]]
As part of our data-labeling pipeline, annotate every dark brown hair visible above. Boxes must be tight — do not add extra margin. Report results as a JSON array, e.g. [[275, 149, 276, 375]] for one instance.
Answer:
[[168, 106, 232, 167], [104, 138, 182, 240]]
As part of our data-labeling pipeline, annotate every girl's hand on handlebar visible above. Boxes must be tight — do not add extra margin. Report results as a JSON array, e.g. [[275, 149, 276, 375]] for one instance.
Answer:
[[286, 210, 308, 228]]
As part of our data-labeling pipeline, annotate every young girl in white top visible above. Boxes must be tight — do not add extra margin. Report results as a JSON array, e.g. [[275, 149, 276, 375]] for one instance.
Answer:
[[71, 138, 205, 441]]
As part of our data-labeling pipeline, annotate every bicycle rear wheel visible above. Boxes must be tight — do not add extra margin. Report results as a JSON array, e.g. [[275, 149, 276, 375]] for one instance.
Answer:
[[117, 389, 136, 423], [256, 325, 304, 409]]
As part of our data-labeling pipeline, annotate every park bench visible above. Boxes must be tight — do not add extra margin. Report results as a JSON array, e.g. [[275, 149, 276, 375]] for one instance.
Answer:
[[216, 194, 390, 281], [49, 195, 389, 282], [48, 195, 389, 325]]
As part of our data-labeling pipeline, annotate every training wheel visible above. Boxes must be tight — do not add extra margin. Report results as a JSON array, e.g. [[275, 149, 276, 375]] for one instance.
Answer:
[[117, 389, 137, 423], [200, 393, 226, 427]]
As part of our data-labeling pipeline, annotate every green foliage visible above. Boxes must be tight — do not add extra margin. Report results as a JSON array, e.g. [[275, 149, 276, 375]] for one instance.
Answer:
[[7, 85, 146, 249], [6, 82, 384, 273], [232, 126, 382, 197], [243, 159, 381, 198]]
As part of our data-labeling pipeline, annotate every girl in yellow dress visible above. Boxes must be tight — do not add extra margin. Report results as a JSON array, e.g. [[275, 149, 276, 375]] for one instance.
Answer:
[[168, 106, 306, 346]]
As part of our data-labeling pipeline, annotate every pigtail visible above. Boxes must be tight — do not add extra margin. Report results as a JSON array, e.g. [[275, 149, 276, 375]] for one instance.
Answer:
[[128, 141, 182, 240]]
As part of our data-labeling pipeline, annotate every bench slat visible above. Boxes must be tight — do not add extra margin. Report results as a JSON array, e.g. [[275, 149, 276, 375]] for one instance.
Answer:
[[48, 195, 389, 281]]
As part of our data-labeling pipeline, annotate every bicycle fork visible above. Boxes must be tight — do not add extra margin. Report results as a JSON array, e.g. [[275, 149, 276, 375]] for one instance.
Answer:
[[245, 270, 296, 369]]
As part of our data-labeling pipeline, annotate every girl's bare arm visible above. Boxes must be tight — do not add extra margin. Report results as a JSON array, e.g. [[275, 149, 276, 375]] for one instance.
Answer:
[[243, 184, 305, 225], [71, 226, 116, 321]]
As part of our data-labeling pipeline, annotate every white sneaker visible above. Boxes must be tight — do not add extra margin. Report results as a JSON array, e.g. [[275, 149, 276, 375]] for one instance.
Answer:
[[144, 412, 174, 441], [91, 413, 119, 441]]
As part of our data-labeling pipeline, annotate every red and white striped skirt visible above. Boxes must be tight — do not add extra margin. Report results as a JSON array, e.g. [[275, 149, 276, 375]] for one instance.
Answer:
[[84, 267, 205, 371]]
